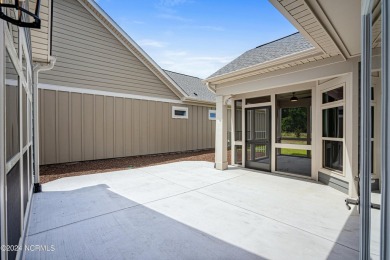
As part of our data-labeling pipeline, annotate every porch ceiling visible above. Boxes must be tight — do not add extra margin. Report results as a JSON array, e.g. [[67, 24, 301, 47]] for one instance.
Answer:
[[276, 89, 311, 100]]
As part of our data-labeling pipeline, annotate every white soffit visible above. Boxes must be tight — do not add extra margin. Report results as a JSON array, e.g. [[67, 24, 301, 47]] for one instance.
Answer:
[[271, 0, 344, 58], [311, 0, 361, 57]]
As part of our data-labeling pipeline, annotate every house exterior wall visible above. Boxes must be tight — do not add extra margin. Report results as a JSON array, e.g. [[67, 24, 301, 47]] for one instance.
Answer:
[[40, 0, 179, 100], [39, 89, 219, 165]]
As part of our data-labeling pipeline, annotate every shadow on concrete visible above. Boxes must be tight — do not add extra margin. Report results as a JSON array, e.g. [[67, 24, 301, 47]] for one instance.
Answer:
[[25, 184, 264, 260], [328, 207, 360, 259], [329, 205, 381, 259]]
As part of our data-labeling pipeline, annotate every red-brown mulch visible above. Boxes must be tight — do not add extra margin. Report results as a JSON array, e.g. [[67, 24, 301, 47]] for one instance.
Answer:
[[40, 149, 232, 184]]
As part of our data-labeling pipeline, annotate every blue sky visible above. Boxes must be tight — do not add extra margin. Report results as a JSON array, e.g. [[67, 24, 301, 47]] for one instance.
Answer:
[[95, 0, 297, 78]]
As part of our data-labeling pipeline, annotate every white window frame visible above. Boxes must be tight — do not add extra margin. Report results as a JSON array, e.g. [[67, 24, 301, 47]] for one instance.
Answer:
[[320, 83, 346, 176], [208, 109, 216, 120], [172, 106, 188, 119]]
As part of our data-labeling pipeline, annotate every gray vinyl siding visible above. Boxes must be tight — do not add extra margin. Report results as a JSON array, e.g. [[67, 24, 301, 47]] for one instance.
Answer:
[[30, 0, 51, 62], [39, 89, 220, 165], [40, 0, 179, 100]]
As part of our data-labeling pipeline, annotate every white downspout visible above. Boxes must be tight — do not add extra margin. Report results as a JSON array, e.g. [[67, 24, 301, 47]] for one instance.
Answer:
[[205, 82, 216, 93], [32, 56, 56, 192]]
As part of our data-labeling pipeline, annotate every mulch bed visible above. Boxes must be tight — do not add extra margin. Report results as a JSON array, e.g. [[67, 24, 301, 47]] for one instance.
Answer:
[[40, 149, 232, 184]]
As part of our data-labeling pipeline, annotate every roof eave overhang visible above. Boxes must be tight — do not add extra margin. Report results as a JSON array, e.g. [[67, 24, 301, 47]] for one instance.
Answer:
[[269, 0, 347, 59], [182, 97, 216, 106], [205, 48, 320, 85]]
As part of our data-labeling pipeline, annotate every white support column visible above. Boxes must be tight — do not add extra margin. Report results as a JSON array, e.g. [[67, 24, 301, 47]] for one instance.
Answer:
[[215, 95, 228, 170]]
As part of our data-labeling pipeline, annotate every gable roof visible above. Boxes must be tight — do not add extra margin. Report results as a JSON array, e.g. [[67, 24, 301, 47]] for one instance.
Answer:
[[208, 33, 314, 79], [77, 0, 190, 100], [164, 70, 215, 103]]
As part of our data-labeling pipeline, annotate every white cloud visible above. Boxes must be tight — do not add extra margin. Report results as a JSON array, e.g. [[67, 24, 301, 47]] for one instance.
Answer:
[[138, 39, 167, 48]]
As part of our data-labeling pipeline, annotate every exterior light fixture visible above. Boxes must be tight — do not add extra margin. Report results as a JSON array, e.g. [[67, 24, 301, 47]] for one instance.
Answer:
[[0, 0, 41, 28], [290, 92, 298, 102]]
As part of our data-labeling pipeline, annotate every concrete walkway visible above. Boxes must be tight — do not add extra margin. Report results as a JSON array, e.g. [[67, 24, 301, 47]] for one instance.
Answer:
[[25, 162, 380, 260]]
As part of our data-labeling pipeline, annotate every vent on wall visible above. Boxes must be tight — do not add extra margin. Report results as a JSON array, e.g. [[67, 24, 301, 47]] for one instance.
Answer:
[[172, 106, 188, 119]]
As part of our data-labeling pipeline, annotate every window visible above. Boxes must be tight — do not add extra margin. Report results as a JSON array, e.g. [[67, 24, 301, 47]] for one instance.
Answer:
[[323, 141, 343, 172], [234, 100, 242, 141], [172, 106, 188, 119], [235, 145, 242, 165], [322, 87, 343, 104], [322, 107, 343, 138], [208, 110, 216, 120], [321, 86, 344, 173]]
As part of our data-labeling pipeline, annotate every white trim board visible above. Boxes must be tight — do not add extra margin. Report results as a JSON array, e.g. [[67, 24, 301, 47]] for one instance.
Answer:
[[38, 83, 184, 104]]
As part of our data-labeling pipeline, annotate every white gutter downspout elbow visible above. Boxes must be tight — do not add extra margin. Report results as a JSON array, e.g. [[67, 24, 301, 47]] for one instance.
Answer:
[[205, 82, 216, 93], [32, 56, 56, 193]]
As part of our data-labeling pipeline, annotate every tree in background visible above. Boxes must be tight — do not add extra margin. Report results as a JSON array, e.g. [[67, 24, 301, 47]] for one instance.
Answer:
[[281, 107, 308, 137]]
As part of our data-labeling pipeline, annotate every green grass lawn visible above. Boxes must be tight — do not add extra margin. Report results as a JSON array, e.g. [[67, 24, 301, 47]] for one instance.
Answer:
[[280, 148, 309, 157], [281, 132, 308, 138], [280, 132, 309, 145]]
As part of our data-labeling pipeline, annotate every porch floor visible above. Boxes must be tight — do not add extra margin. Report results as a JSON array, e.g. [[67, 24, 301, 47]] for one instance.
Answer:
[[25, 162, 380, 259]]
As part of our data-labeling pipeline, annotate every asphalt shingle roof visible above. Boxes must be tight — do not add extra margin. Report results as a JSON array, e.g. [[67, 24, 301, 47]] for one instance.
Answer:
[[164, 70, 216, 103], [208, 32, 314, 79]]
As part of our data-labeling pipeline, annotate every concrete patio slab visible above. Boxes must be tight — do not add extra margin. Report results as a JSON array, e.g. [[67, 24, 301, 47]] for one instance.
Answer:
[[140, 162, 247, 189], [25, 162, 380, 260]]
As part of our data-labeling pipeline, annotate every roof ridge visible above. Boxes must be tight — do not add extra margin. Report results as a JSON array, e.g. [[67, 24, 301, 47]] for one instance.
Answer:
[[164, 69, 203, 80], [255, 31, 300, 49]]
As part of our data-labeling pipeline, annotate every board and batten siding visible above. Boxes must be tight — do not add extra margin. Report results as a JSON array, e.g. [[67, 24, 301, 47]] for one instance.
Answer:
[[39, 89, 219, 165], [40, 0, 179, 100]]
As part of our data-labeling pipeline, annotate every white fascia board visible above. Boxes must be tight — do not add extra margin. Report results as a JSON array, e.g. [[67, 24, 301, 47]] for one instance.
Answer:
[[204, 48, 319, 84], [78, 0, 189, 99], [182, 97, 216, 106], [38, 83, 184, 104], [215, 55, 353, 96]]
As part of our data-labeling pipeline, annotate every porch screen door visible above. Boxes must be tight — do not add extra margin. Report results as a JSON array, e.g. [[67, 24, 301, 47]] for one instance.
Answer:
[[245, 106, 271, 171]]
